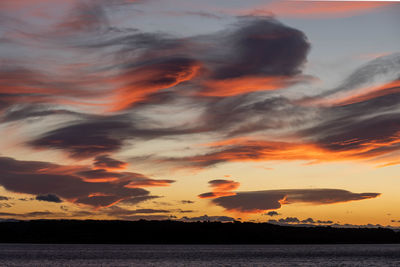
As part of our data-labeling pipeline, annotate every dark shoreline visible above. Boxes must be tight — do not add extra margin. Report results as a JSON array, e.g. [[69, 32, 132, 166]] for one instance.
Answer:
[[0, 220, 398, 244]]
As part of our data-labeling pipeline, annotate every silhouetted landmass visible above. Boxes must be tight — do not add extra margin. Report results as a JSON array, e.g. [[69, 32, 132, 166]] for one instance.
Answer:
[[0, 220, 398, 244]]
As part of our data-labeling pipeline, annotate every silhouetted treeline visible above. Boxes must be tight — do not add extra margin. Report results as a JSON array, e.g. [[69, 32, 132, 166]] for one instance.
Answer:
[[0, 220, 398, 244]]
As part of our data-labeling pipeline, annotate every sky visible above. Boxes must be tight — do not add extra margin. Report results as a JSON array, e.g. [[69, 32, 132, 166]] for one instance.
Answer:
[[0, 0, 400, 227]]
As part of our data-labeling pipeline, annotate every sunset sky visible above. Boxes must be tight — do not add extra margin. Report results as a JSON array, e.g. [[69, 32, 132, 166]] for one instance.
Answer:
[[0, 0, 400, 227]]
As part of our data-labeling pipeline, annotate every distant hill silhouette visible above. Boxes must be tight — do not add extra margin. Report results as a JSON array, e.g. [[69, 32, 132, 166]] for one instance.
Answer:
[[0, 220, 398, 244]]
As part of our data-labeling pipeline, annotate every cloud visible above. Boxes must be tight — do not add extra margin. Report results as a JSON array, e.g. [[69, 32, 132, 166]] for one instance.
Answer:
[[103, 206, 171, 219], [120, 195, 160, 205], [124, 177, 175, 188], [133, 53, 400, 170], [27, 114, 205, 158], [304, 53, 400, 105], [210, 18, 309, 80], [181, 200, 195, 204], [111, 57, 201, 111], [240, 1, 392, 19], [178, 210, 194, 213], [198, 179, 240, 199], [165, 10, 223, 20], [166, 140, 334, 168], [279, 217, 300, 224], [198, 192, 236, 199], [55, 0, 110, 35], [268, 217, 335, 226], [29, 120, 129, 158], [0, 211, 65, 219], [266, 211, 279, 217], [201, 76, 311, 97], [2, 11, 316, 163], [35, 194, 63, 203], [75, 168, 173, 186], [208, 179, 240, 191], [0, 156, 172, 208], [180, 215, 236, 222], [211, 190, 285, 212], [0, 203, 13, 208], [114, 214, 173, 221], [93, 155, 128, 170], [1, 105, 88, 123], [317, 220, 333, 224], [198, 17, 310, 97], [301, 218, 315, 224], [209, 189, 380, 213]]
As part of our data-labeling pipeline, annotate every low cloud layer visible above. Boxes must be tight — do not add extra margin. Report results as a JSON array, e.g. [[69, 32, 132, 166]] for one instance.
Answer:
[[36, 194, 63, 203], [210, 189, 380, 213], [0, 156, 173, 208]]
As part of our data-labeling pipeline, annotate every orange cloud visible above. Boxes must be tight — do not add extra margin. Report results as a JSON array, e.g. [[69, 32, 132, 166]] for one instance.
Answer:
[[124, 179, 175, 188], [93, 155, 128, 171], [201, 75, 311, 97], [241, 1, 392, 19], [110, 59, 201, 111], [180, 136, 400, 169], [209, 179, 240, 192], [198, 191, 236, 199], [313, 80, 400, 107], [198, 179, 240, 199], [0, 156, 173, 209]]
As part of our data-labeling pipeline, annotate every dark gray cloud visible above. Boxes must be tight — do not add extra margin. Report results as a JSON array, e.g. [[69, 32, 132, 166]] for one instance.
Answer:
[[266, 211, 279, 217], [178, 209, 194, 213], [269, 217, 334, 226], [180, 215, 236, 222], [0, 211, 64, 219], [116, 214, 173, 221], [279, 217, 300, 223], [1, 105, 87, 123], [211, 17, 310, 80], [93, 155, 127, 169], [290, 53, 400, 160], [0, 156, 169, 208], [301, 84, 400, 158], [29, 120, 129, 158], [317, 220, 333, 224], [212, 190, 285, 212], [200, 94, 315, 138], [120, 195, 160, 205], [210, 189, 380, 213], [28, 114, 206, 158], [180, 200, 195, 204], [0, 203, 13, 208], [301, 217, 315, 224], [36, 194, 63, 203]]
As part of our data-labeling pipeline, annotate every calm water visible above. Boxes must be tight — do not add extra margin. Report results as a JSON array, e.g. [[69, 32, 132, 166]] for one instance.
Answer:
[[0, 244, 399, 266]]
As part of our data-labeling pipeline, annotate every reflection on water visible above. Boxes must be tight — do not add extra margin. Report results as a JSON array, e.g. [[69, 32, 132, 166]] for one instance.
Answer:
[[0, 244, 400, 266]]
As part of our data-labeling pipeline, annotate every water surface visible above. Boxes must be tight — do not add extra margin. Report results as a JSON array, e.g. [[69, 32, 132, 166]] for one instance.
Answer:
[[0, 244, 399, 266]]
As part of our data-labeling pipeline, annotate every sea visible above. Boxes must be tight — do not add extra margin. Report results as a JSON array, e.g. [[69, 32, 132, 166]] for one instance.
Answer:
[[0, 244, 399, 266]]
